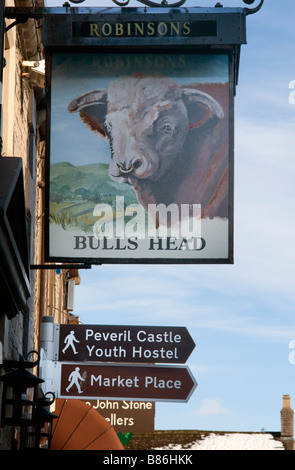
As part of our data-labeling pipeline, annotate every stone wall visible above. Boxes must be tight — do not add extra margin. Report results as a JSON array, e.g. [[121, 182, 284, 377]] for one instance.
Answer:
[[0, 2, 81, 449]]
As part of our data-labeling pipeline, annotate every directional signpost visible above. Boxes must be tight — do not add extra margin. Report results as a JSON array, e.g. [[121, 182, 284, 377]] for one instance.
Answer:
[[39, 319, 197, 405], [59, 363, 197, 402], [57, 324, 196, 364]]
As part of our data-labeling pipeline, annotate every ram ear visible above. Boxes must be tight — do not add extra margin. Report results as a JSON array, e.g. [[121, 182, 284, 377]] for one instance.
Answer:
[[68, 90, 108, 137], [182, 87, 224, 130]]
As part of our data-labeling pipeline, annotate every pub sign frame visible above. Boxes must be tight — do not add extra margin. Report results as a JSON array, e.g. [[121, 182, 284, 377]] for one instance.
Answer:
[[44, 6, 247, 265]]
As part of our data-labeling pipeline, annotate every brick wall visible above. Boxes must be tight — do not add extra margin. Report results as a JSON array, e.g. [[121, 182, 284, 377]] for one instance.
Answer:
[[280, 395, 294, 450]]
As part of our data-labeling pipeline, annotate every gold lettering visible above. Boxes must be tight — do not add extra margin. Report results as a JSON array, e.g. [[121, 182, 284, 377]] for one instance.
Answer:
[[115, 23, 124, 36], [134, 23, 144, 36], [90, 23, 100, 37], [87, 20, 192, 38], [158, 22, 168, 36], [147, 22, 155, 36], [170, 22, 180, 36], [102, 23, 112, 36], [183, 22, 191, 35]]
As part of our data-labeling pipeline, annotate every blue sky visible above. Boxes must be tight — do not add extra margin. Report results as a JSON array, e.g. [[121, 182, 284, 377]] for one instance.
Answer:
[[46, 0, 295, 432]]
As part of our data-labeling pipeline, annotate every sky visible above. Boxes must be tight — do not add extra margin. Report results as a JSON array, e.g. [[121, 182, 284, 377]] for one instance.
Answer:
[[45, 0, 295, 433]]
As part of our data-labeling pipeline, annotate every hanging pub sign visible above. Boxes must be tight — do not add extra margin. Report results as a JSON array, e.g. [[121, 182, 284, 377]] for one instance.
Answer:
[[43, 6, 247, 264]]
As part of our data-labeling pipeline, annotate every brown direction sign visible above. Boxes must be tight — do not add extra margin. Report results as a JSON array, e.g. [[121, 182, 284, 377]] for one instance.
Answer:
[[59, 363, 197, 402], [83, 399, 155, 433], [58, 324, 195, 364]]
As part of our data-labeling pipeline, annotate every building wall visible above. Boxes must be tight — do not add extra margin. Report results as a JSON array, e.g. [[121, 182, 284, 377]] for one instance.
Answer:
[[0, 2, 80, 450]]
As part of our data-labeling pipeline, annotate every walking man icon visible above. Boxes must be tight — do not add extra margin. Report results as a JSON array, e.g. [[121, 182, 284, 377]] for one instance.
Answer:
[[66, 367, 85, 394], [62, 331, 79, 355]]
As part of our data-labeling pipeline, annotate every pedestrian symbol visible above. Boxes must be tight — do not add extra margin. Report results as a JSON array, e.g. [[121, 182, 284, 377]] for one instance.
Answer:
[[66, 367, 85, 394], [62, 330, 80, 355]]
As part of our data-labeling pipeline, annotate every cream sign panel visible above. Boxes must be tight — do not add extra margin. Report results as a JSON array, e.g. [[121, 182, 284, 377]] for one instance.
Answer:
[[47, 52, 232, 263]]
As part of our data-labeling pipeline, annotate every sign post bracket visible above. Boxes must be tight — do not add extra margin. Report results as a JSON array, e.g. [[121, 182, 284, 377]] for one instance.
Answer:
[[30, 264, 93, 270]]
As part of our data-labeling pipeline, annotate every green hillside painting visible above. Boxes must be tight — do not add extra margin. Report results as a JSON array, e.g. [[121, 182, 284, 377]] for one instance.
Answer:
[[49, 162, 137, 232]]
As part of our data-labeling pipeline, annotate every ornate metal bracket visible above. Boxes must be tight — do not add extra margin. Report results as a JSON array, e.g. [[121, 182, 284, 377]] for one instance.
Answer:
[[3, 350, 40, 371], [111, 0, 186, 6], [67, 0, 264, 10], [243, 0, 264, 15], [5, 0, 265, 12]]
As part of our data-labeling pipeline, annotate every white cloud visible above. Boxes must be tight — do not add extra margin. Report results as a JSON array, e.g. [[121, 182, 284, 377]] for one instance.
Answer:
[[194, 398, 230, 417], [75, 258, 295, 343]]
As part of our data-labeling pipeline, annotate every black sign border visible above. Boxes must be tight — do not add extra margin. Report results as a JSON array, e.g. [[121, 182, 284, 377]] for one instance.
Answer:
[[44, 9, 240, 265]]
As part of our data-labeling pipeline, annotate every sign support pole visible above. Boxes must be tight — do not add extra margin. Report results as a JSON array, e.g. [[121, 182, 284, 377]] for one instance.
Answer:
[[39, 317, 60, 397]]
